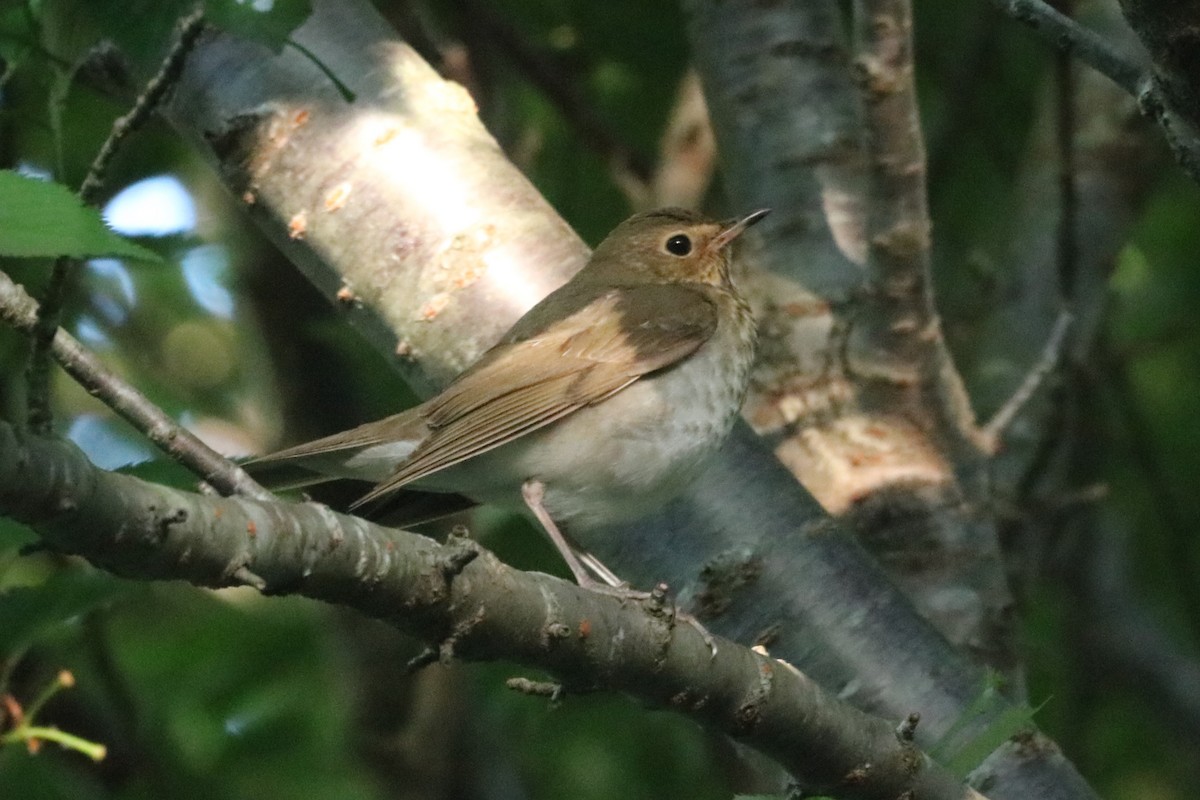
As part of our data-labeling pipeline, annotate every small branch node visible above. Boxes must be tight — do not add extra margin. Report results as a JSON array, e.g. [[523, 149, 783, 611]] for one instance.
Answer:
[[505, 677, 563, 702], [543, 622, 572, 642], [154, 507, 189, 541], [644, 581, 671, 617], [437, 535, 480, 580], [1137, 79, 1165, 120], [896, 711, 921, 742], [732, 649, 775, 734], [841, 762, 872, 785], [404, 648, 439, 674], [231, 565, 267, 591], [639, 582, 718, 658], [439, 606, 485, 663]]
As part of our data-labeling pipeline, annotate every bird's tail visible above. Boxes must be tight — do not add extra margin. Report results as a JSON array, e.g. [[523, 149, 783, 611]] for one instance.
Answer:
[[243, 406, 429, 488]]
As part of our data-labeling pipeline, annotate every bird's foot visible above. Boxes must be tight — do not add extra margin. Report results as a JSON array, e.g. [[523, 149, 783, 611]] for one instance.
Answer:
[[574, 576, 653, 601], [520, 480, 717, 657], [574, 579, 718, 659]]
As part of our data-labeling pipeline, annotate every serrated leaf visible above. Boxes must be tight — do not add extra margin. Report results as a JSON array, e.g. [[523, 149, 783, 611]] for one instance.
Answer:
[[203, 0, 312, 53], [0, 170, 163, 262], [0, 570, 128, 654]]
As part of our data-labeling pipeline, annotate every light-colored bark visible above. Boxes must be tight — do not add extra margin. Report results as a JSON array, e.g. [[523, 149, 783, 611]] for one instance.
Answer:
[[682, 0, 1020, 695]]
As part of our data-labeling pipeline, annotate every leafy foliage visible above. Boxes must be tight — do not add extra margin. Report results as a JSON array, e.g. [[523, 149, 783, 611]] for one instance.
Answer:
[[0, 171, 161, 261], [0, 570, 127, 655], [203, 0, 313, 54]]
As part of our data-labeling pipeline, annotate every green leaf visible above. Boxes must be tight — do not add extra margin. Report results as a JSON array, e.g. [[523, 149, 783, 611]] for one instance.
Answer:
[[116, 458, 200, 491], [0, 570, 128, 655], [940, 700, 1041, 779], [0, 170, 162, 262], [0, 517, 37, 552], [203, 0, 312, 53], [930, 669, 1040, 778], [201, 1, 353, 101], [0, 6, 38, 87]]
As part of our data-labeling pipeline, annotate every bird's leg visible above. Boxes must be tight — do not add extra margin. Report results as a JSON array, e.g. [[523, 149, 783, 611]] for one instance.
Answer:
[[575, 550, 626, 589], [521, 480, 715, 656], [522, 479, 604, 588], [521, 479, 645, 594]]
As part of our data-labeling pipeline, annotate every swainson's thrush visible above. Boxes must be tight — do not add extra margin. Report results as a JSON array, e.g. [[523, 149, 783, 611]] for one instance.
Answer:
[[249, 207, 768, 588]]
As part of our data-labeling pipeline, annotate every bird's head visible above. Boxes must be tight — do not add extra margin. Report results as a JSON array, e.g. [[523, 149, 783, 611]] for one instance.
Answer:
[[586, 207, 770, 289]]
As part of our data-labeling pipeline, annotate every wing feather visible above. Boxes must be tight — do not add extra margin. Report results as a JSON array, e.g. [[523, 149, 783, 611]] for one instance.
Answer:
[[354, 283, 718, 506]]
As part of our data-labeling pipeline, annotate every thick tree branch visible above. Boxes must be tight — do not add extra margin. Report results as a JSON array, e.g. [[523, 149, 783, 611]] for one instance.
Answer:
[[852, 0, 982, 460], [0, 421, 984, 800], [682, 0, 1019, 687]]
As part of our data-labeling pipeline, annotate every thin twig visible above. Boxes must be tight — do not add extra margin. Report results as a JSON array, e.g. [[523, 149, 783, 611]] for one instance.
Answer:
[[987, 0, 1200, 184], [0, 269, 270, 500], [1084, 530, 1200, 743], [981, 310, 1073, 449], [78, 7, 207, 205], [26, 6, 206, 434], [982, 6, 1081, 452], [25, 255, 72, 434], [987, 0, 1145, 95]]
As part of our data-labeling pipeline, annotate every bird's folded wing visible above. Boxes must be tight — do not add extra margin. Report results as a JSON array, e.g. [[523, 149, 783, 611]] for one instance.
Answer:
[[351, 283, 718, 508]]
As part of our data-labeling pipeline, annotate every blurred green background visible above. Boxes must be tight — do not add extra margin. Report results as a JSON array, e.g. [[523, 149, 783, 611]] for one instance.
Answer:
[[2, 0, 1198, 798]]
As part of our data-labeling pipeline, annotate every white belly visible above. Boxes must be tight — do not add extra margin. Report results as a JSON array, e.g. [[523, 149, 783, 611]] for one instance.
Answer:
[[431, 305, 755, 530]]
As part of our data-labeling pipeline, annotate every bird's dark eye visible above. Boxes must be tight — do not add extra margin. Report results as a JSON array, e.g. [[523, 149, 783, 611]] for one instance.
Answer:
[[665, 234, 692, 256]]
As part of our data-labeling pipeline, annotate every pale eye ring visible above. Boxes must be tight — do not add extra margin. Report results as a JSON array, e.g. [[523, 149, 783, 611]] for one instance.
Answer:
[[665, 233, 692, 256]]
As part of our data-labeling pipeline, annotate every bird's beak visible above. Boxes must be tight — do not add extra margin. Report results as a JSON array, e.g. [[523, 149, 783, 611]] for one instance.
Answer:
[[708, 208, 771, 252]]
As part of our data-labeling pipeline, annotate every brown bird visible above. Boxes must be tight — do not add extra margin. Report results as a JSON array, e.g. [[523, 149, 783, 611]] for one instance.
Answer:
[[248, 207, 767, 589]]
